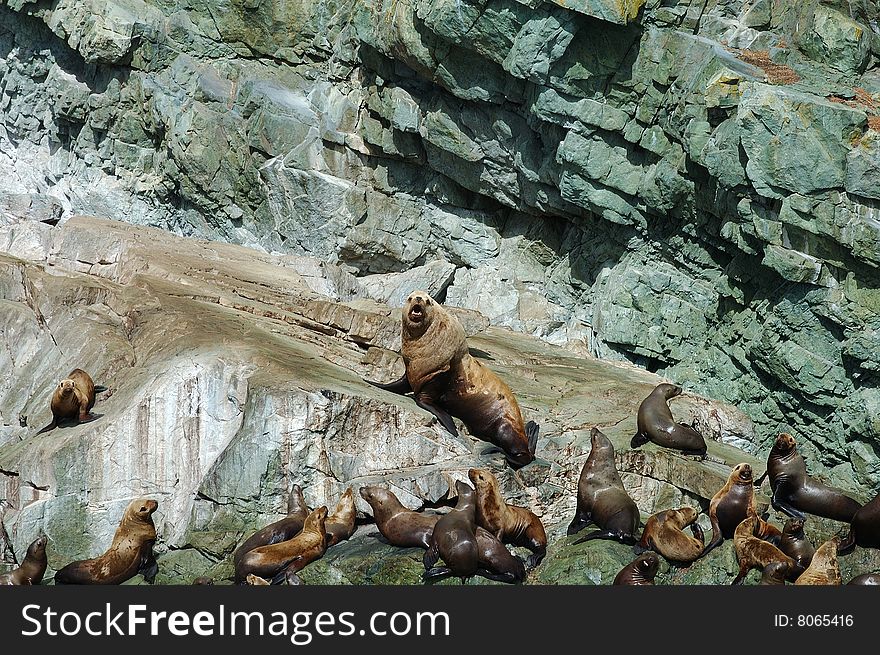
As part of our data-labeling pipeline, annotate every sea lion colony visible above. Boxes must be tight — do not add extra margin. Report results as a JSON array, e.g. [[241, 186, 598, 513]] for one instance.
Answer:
[[3, 293, 879, 586]]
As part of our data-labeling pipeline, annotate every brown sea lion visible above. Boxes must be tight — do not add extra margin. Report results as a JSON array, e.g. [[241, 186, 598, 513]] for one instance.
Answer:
[[0, 535, 48, 585], [613, 552, 660, 585], [36, 368, 98, 435], [326, 487, 356, 547], [359, 486, 438, 549], [794, 538, 841, 585], [54, 498, 158, 585], [777, 518, 815, 576], [847, 573, 880, 585], [567, 427, 640, 545], [731, 513, 796, 585], [368, 291, 538, 469], [754, 433, 862, 522], [233, 485, 311, 567], [473, 527, 526, 584], [758, 561, 792, 585], [839, 490, 880, 554], [191, 576, 214, 585], [703, 463, 781, 555], [630, 383, 707, 458], [424, 480, 479, 581], [468, 467, 547, 568], [235, 506, 328, 585], [634, 507, 704, 564]]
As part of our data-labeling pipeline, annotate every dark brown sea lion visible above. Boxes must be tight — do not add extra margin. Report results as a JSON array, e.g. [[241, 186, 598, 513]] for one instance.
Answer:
[[233, 485, 311, 567], [613, 552, 659, 585], [359, 486, 438, 549], [368, 291, 538, 469], [704, 463, 781, 555], [191, 576, 214, 585], [424, 480, 479, 581], [0, 535, 48, 585], [326, 487, 356, 548], [630, 383, 707, 458], [54, 498, 159, 585], [839, 490, 880, 554], [234, 506, 328, 585], [794, 538, 841, 585], [731, 513, 796, 585], [473, 527, 526, 584], [758, 561, 792, 585], [777, 518, 814, 576], [468, 467, 547, 568], [847, 573, 880, 585], [36, 368, 98, 435], [567, 427, 640, 545], [754, 433, 862, 522], [634, 506, 704, 563]]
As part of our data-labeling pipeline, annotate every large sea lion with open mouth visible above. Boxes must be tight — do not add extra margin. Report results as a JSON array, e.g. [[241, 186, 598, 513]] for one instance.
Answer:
[[630, 383, 707, 458], [35, 368, 99, 435], [567, 427, 640, 546], [754, 433, 862, 523], [367, 291, 538, 469], [54, 498, 159, 585], [0, 535, 48, 585]]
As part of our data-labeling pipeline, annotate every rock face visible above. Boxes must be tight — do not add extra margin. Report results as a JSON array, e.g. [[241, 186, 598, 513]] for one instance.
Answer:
[[0, 1, 879, 582]]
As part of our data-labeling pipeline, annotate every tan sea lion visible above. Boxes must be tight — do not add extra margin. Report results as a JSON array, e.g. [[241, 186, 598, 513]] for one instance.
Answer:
[[847, 573, 880, 585], [567, 427, 640, 545], [758, 561, 792, 585], [246, 574, 270, 585], [704, 463, 781, 555], [634, 507, 704, 563], [326, 487, 356, 548], [468, 467, 547, 568], [630, 383, 707, 458], [731, 513, 796, 585], [839, 490, 880, 554], [368, 291, 538, 468], [613, 552, 659, 585], [754, 433, 862, 522], [424, 480, 479, 581], [777, 517, 814, 576], [0, 535, 48, 585], [794, 538, 841, 585], [235, 506, 328, 585], [54, 498, 159, 585], [233, 485, 311, 567], [35, 368, 98, 435]]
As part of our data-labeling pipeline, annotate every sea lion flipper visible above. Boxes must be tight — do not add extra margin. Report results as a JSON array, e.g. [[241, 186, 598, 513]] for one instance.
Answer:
[[93, 385, 108, 393], [753, 470, 768, 487], [838, 528, 856, 555], [691, 523, 705, 544], [422, 567, 451, 582], [770, 489, 806, 520], [630, 432, 649, 448], [525, 421, 539, 456], [476, 568, 521, 584], [367, 375, 412, 395], [139, 550, 158, 584], [34, 420, 57, 436], [566, 512, 592, 536], [414, 397, 459, 437], [572, 529, 614, 545], [423, 544, 440, 570], [525, 552, 544, 570]]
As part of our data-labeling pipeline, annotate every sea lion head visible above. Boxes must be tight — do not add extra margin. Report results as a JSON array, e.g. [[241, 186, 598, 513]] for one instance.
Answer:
[[191, 576, 214, 585], [732, 463, 753, 484], [402, 291, 437, 337], [467, 467, 496, 491], [590, 426, 613, 453], [27, 535, 48, 560], [128, 498, 159, 522], [635, 552, 660, 577], [58, 379, 76, 395], [656, 383, 683, 399], [287, 484, 310, 515], [304, 506, 329, 534], [783, 517, 805, 536], [674, 506, 699, 524], [773, 433, 797, 455]]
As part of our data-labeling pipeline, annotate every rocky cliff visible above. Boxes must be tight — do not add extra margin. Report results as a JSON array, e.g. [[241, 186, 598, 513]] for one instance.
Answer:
[[1, 0, 879, 583]]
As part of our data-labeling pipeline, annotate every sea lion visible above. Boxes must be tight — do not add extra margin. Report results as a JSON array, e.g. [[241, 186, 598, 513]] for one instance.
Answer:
[[473, 527, 526, 584], [613, 552, 660, 585], [424, 480, 479, 581], [758, 561, 792, 585], [326, 487, 356, 548], [359, 486, 439, 549], [368, 291, 538, 469], [794, 538, 841, 585], [634, 507, 704, 564], [235, 506, 328, 585], [847, 573, 880, 585], [54, 498, 159, 585], [468, 467, 547, 568], [246, 574, 270, 585], [731, 513, 796, 585], [630, 383, 707, 458], [191, 576, 214, 585], [777, 518, 814, 575], [754, 433, 862, 522], [0, 535, 48, 585], [703, 463, 781, 555], [35, 368, 97, 435], [233, 485, 311, 567], [839, 490, 880, 554], [567, 427, 640, 545]]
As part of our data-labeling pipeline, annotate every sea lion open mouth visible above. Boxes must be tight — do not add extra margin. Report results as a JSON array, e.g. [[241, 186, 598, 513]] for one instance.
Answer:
[[408, 303, 425, 322]]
